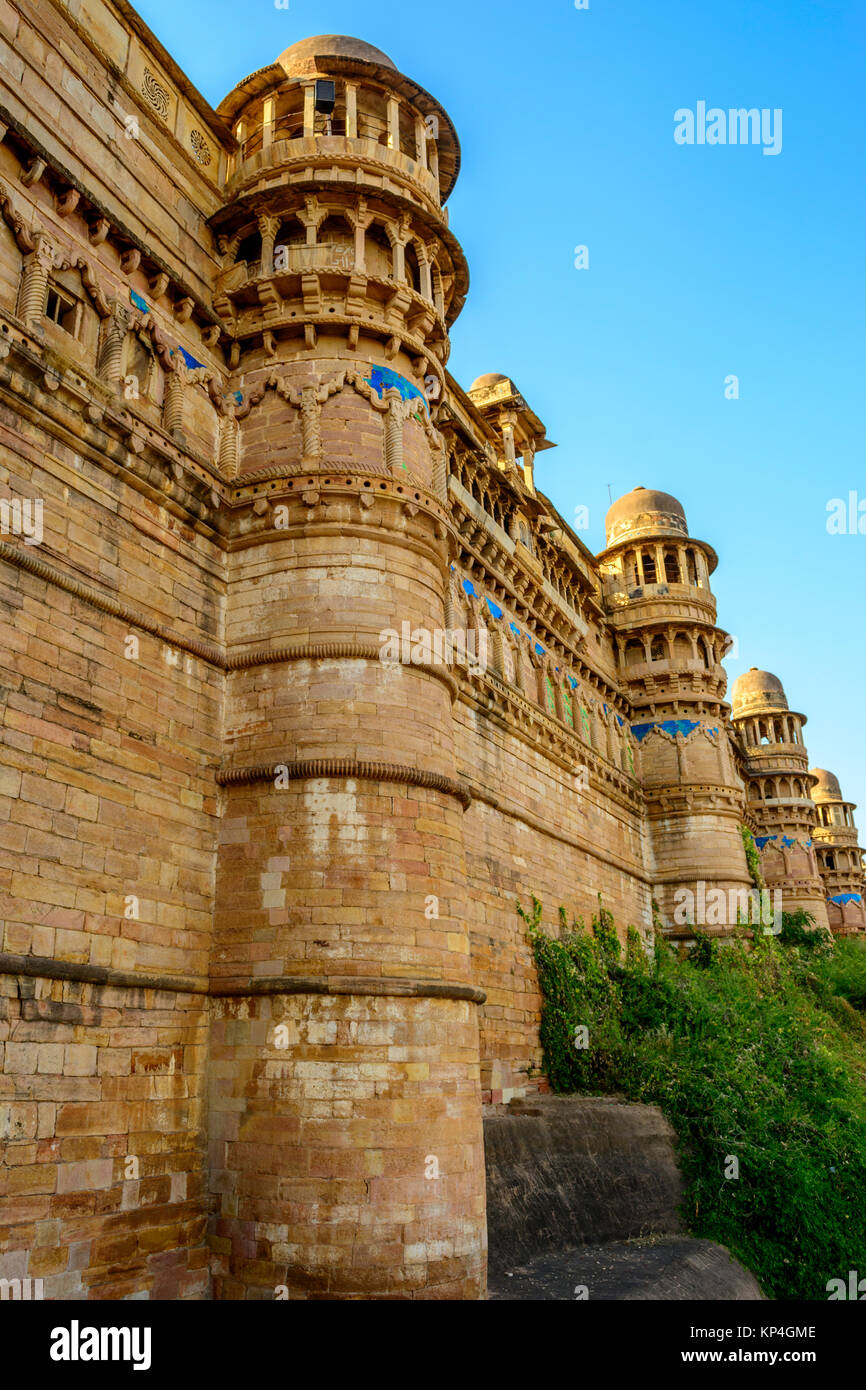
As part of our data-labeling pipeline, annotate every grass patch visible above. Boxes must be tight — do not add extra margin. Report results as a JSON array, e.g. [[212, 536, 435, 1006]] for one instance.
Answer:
[[520, 896, 866, 1300]]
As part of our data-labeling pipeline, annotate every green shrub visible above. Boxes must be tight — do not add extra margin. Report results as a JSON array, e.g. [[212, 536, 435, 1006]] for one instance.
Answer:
[[522, 899, 866, 1300]]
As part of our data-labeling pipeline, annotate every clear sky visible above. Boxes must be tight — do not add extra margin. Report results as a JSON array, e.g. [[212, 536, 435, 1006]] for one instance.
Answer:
[[137, 0, 865, 808]]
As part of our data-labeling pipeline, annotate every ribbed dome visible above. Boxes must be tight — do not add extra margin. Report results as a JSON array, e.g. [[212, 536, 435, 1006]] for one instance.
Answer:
[[731, 668, 789, 716], [811, 768, 843, 802], [469, 373, 509, 391], [278, 36, 396, 76], [605, 486, 688, 546]]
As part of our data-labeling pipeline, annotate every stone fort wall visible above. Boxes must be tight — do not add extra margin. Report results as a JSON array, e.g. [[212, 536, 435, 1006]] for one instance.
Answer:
[[0, 0, 858, 1301]]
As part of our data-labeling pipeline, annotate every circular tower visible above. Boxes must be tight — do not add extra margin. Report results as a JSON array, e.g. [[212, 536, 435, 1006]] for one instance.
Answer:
[[811, 768, 866, 933], [207, 37, 486, 1300], [210, 32, 466, 440], [597, 487, 752, 936], [730, 669, 829, 930]]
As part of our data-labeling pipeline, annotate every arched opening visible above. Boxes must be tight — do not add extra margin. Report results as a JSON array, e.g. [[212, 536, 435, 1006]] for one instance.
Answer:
[[685, 549, 698, 585], [398, 104, 416, 157], [275, 86, 306, 141], [275, 217, 306, 249], [317, 213, 354, 256], [273, 217, 307, 272], [624, 639, 644, 669], [673, 632, 692, 662], [404, 240, 422, 293], [364, 221, 393, 279], [664, 551, 681, 584], [641, 551, 657, 585], [357, 87, 388, 144], [827, 852, 837, 870], [650, 634, 668, 662], [235, 229, 262, 276]]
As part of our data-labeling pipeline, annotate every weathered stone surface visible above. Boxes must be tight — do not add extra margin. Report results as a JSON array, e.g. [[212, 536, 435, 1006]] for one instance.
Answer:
[[0, 1, 855, 1302], [484, 1095, 763, 1301]]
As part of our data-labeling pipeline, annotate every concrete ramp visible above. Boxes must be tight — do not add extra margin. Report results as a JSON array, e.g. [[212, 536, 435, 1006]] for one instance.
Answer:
[[484, 1094, 763, 1300]]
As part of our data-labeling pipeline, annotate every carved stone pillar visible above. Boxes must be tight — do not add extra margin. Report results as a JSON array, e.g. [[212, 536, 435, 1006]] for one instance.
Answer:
[[297, 195, 321, 248], [428, 141, 440, 196], [345, 82, 358, 138], [258, 213, 281, 278], [391, 232, 406, 283], [384, 390, 407, 474], [163, 359, 187, 435], [97, 299, 129, 387], [415, 114, 428, 168], [418, 247, 433, 302], [348, 200, 372, 273], [17, 233, 54, 327], [303, 82, 315, 137], [431, 432, 448, 502], [299, 385, 321, 459], [218, 412, 239, 478], [499, 412, 517, 469], [489, 625, 507, 678]]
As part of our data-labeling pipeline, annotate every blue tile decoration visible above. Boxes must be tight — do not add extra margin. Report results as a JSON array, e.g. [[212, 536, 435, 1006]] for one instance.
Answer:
[[782, 836, 795, 848], [364, 365, 428, 415], [830, 893, 862, 905], [631, 719, 701, 744], [755, 836, 777, 849], [441, 575, 630, 734], [177, 344, 206, 370], [128, 289, 207, 372]]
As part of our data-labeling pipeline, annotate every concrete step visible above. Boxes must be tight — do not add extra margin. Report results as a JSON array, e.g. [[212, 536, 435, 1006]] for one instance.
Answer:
[[483, 1093, 763, 1300]]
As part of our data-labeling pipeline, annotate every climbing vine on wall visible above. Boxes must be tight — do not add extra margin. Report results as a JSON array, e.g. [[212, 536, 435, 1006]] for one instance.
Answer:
[[740, 823, 765, 890]]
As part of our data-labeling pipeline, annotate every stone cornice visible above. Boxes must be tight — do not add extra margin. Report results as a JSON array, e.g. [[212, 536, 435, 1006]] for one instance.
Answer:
[[0, 952, 485, 1004], [644, 785, 746, 817], [0, 106, 223, 334], [216, 757, 473, 808]]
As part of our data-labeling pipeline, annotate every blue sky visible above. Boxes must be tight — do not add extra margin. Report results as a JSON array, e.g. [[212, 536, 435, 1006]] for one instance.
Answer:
[[138, 0, 866, 808]]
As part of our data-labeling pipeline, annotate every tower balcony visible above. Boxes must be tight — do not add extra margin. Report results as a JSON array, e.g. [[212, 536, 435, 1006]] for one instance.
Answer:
[[211, 248, 450, 365], [744, 744, 811, 774], [813, 823, 860, 849], [604, 579, 717, 625], [225, 133, 444, 218]]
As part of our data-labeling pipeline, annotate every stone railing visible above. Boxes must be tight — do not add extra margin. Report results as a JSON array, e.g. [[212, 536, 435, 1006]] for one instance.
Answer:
[[225, 135, 441, 209], [245, 244, 356, 281]]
